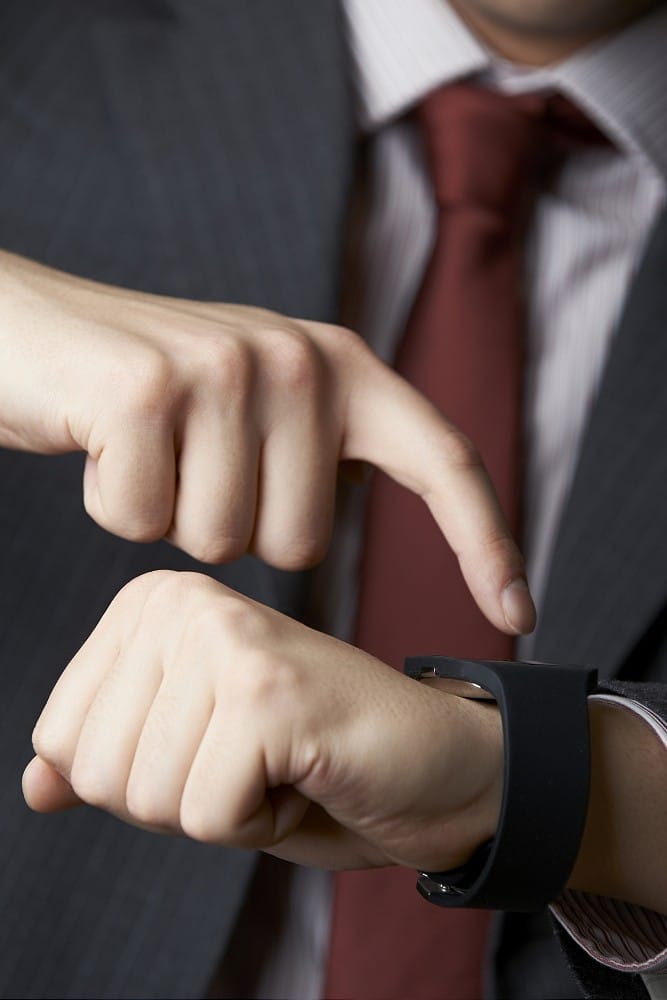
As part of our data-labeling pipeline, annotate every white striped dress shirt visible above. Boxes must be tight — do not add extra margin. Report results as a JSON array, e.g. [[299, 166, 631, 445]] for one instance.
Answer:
[[250, 2, 667, 997]]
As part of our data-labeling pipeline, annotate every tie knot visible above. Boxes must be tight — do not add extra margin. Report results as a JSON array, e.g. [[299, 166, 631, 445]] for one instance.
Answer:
[[418, 84, 607, 215]]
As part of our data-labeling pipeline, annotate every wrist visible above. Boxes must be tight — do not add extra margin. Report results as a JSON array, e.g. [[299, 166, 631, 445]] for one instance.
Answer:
[[422, 680, 504, 869], [567, 697, 667, 913], [407, 656, 597, 911]]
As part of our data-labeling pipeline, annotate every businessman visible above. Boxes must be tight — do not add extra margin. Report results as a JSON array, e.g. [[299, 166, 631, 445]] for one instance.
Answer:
[[2, 1, 667, 998]]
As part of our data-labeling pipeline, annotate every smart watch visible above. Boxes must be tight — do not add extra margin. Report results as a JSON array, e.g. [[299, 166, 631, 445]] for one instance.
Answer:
[[404, 655, 598, 912]]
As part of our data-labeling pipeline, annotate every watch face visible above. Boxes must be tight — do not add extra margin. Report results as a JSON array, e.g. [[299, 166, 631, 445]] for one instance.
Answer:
[[417, 672, 496, 701]]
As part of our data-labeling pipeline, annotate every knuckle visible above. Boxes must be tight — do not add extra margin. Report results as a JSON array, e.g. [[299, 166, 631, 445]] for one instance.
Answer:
[[182, 532, 249, 566], [291, 534, 330, 569], [437, 427, 483, 474], [133, 571, 214, 636], [115, 512, 171, 545], [193, 335, 254, 400], [326, 323, 367, 358], [267, 329, 321, 392], [181, 588, 264, 653], [122, 348, 175, 418], [125, 780, 170, 829], [32, 721, 66, 772], [238, 650, 300, 712], [179, 798, 223, 844], [319, 323, 373, 374], [110, 570, 178, 615], [214, 591, 260, 634], [134, 568, 180, 593], [69, 755, 114, 810], [141, 569, 203, 613], [259, 532, 329, 571]]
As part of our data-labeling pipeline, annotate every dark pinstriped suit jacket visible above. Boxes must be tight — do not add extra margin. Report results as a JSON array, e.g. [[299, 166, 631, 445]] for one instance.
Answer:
[[0, 4, 664, 998]]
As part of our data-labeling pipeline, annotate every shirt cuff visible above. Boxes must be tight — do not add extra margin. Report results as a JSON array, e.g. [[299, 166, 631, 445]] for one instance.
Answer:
[[550, 694, 667, 974]]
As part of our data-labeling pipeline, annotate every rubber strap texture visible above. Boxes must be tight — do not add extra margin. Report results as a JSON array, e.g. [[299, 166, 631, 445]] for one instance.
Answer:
[[403, 656, 598, 912]]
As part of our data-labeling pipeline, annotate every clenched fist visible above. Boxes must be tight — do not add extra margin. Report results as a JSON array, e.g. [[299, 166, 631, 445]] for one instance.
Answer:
[[24, 570, 504, 872], [0, 250, 534, 635]]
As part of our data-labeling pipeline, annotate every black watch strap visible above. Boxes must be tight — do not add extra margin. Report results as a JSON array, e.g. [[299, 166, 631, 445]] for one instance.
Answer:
[[404, 656, 598, 912]]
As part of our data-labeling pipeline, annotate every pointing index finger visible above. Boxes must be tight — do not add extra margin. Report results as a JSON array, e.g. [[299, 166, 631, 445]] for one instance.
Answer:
[[342, 354, 536, 636]]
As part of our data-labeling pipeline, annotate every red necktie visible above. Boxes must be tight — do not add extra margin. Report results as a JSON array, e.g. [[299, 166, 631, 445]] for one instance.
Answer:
[[324, 86, 606, 1000]]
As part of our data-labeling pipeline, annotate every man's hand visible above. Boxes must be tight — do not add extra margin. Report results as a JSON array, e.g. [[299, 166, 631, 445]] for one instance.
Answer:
[[0, 250, 534, 635], [23, 571, 504, 872]]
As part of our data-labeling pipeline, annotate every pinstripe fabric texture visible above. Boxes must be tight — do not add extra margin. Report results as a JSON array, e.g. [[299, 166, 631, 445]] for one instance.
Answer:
[[530, 208, 667, 679], [0, 3, 353, 998], [556, 890, 667, 970]]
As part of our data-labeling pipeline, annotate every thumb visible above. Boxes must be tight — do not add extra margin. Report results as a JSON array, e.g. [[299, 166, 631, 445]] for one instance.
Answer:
[[22, 756, 83, 813], [343, 353, 536, 636]]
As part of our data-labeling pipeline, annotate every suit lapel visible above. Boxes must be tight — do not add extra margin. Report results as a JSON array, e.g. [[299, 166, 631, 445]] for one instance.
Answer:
[[534, 209, 667, 679]]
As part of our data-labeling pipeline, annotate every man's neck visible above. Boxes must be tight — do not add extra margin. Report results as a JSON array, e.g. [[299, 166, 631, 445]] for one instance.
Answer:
[[448, 0, 654, 66]]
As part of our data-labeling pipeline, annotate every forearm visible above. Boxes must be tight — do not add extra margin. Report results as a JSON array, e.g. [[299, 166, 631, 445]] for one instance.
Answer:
[[426, 682, 667, 917], [566, 697, 667, 915]]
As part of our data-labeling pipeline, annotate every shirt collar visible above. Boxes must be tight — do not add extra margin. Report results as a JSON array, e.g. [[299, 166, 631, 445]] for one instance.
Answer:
[[497, 5, 667, 183], [343, 0, 667, 183], [342, 0, 489, 130]]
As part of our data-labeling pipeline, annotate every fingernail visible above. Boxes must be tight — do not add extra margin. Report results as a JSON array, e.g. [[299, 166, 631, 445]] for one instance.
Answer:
[[501, 578, 536, 635]]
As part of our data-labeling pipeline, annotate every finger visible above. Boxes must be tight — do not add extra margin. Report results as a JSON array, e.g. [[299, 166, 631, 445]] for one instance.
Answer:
[[344, 359, 536, 635], [123, 673, 215, 831], [31, 575, 156, 778], [178, 707, 306, 848], [167, 399, 259, 564], [83, 419, 176, 543], [68, 632, 164, 815], [22, 756, 83, 813], [252, 405, 338, 572]]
